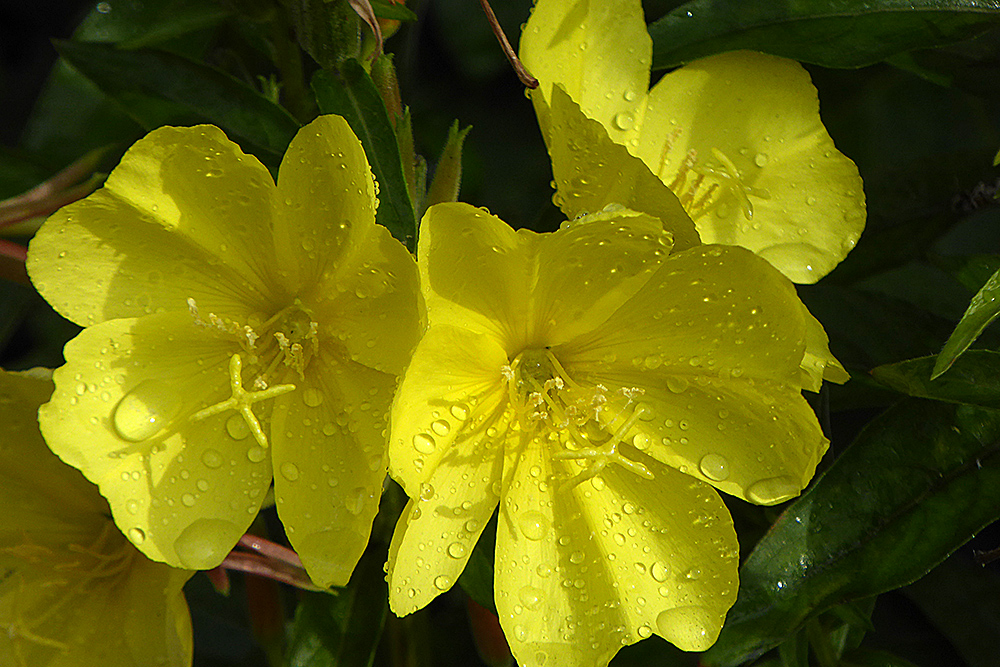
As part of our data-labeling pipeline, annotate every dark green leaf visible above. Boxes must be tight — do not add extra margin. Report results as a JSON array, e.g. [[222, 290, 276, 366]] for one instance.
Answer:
[[933, 253, 1000, 293], [285, 544, 388, 667], [281, 0, 361, 69], [73, 0, 231, 49], [650, 1, 1000, 70], [932, 265, 1000, 377], [872, 350, 1000, 408], [840, 648, 921, 667], [54, 40, 299, 164], [703, 399, 1000, 666], [312, 63, 417, 250]]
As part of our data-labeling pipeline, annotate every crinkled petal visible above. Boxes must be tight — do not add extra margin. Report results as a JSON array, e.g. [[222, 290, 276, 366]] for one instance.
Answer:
[[27, 124, 279, 327], [635, 51, 865, 283], [311, 220, 422, 376], [419, 203, 535, 348], [38, 313, 273, 570], [519, 0, 649, 147], [534, 87, 700, 252], [558, 245, 827, 503], [271, 352, 398, 588], [273, 115, 378, 294], [800, 305, 850, 392], [495, 435, 737, 665], [386, 325, 508, 614]]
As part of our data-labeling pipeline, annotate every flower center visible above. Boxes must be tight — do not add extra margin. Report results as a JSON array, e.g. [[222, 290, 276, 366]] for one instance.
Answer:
[[505, 348, 654, 488]]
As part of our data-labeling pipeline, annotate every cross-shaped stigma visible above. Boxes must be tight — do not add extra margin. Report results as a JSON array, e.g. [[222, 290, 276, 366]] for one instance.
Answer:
[[191, 354, 296, 449]]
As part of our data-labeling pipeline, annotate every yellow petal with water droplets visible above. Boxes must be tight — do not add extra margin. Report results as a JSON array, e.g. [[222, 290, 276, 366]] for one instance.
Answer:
[[27, 124, 279, 328], [534, 86, 700, 252], [386, 325, 507, 614], [494, 433, 736, 663], [519, 0, 649, 147], [0, 370, 194, 667], [800, 304, 850, 392], [634, 51, 865, 283], [273, 114, 378, 294], [271, 354, 398, 588], [38, 313, 272, 570]]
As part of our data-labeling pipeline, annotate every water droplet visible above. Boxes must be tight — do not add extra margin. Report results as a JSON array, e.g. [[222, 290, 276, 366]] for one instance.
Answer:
[[128, 527, 146, 544], [112, 380, 180, 441], [632, 432, 649, 450], [182, 493, 196, 507], [699, 453, 730, 481], [666, 376, 690, 394], [173, 518, 242, 569], [569, 550, 585, 564], [302, 388, 324, 407], [518, 511, 549, 541], [345, 487, 367, 515], [280, 462, 300, 481], [684, 566, 702, 580], [247, 446, 267, 463], [419, 482, 434, 500], [806, 195, 817, 206], [754, 153, 768, 168], [202, 449, 224, 469], [651, 561, 670, 582], [638, 624, 652, 638], [226, 413, 250, 440], [613, 112, 634, 131], [447, 542, 467, 559], [746, 476, 799, 504], [450, 404, 469, 421], [431, 419, 451, 436], [434, 575, 452, 590], [655, 606, 716, 651], [197, 479, 210, 492], [413, 433, 436, 454]]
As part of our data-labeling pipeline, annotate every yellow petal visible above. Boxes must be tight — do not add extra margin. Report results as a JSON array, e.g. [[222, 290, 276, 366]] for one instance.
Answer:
[[418, 203, 534, 348], [635, 51, 865, 283], [270, 354, 398, 588], [800, 305, 850, 392], [27, 124, 280, 327], [519, 0, 649, 147], [386, 325, 508, 614], [559, 245, 827, 503], [273, 115, 379, 294], [495, 433, 737, 663], [38, 313, 273, 570], [534, 86, 700, 252]]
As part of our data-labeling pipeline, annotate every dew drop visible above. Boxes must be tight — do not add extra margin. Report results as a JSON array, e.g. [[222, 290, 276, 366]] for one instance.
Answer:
[[181, 493, 196, 507], [434, 575, 452, 590], [450, 404, 469, 421], [518, 511, 549, 541], [666, 376, 689, 394], [247, 446, 267, 463], [174, 519, 243, 569], [128, 527, 146, 544], [302, 388, 324, 407], [754, 153, 769, 168], [112, 380, 180, 441], [202, 449, 224, 469], [699, 453, 730, 481], [746, 476, 799, 504], [651, 561, 670, 582], [413, 433, 436, 454], [637, 624, 652, 638], [632, 432, 650, 451], [655, 606, 715, 651], [126, 499, 139, 515], [345, 486, 367, 515], [447, 542, 467, 559], [431, 419, 451, 436], [280, 462, 300, 481], [569, 550, 585, 564], [613, 112, 634, 131], [226, 413, 250, 440]]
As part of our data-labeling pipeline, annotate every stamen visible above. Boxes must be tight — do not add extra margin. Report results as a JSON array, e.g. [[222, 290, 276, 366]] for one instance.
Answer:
[[191, 354, 296, 449]]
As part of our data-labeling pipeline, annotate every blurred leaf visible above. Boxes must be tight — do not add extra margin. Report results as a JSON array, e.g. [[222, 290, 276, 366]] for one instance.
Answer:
[[73, 0, 231, 48], [426, 121, 471, 207], [370, 0, 418, 21], [873, 350, 1000, 408], [282, 0, 361, 69], [54, 40, 299, 164], [703, 399, 1000, 666], [285, 544, 388, 667], [932, 265, 1000, 377], [933, 253, 1000, 293], [313, 62, 417, 250], [840, 648, 921, 667], [904, 555, 1000, 667], [649, 0, 1000, 70]]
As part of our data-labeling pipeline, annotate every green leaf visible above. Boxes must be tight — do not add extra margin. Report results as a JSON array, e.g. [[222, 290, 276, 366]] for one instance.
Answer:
[[703, 399, 1000, 666], [426, 121, 472, 208], [933, 253, 1000, 293], [370, 0, 418, 21], [650, 1, 1000, 70], [281, 0, 361, 69], [73, 0, 231, 49], [932, 265, 1000, 378], [873, 350, 1000, 408], [312, 63, 418, 250], [285, 543, 388, 667], [840, 648, 921, 667], [54, 40, 299, 164]]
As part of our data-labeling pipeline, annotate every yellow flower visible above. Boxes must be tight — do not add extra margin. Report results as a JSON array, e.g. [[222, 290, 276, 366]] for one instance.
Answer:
[[0, 368, 193, 667], [26, 115, 421, 587], [520, 0, 866, 284], [385, 202, 831, 665]]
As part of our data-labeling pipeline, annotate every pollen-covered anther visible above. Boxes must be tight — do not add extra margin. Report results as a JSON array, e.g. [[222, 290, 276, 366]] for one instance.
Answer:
[[191, 353, 296, 449]]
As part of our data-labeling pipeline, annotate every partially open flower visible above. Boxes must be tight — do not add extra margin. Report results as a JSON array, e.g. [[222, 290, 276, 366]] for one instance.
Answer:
[[0, 368, 193, 667]]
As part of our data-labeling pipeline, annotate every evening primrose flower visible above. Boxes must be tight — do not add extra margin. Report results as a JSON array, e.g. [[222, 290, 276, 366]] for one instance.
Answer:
[[0, 369, 193, 667], [520, 0, 866, 284], [386, 202, 831, 665], [26, 115, 421, 587]]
